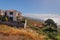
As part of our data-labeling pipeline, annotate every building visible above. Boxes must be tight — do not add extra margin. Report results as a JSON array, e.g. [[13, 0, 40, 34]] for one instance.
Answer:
[[0, 10, 4, 16], [0, 10, 22, 21]]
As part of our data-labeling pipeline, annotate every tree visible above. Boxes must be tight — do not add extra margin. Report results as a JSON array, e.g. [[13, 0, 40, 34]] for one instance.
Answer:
[[43, 19, 57, 40], [0, 15, 2, 21], [5, 16, 9, 21], [45, 19, 57, 28], [2, 16, 9, 21]]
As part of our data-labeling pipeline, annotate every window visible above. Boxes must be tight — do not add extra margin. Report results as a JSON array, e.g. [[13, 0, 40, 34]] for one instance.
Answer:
[[9, 17, 13, 21], [10, 12, 13, 15]]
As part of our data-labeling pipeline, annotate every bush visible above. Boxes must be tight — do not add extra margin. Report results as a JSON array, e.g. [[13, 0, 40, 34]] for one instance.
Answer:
[[2, 16, 9, 21], [0, 15, 2, 21]]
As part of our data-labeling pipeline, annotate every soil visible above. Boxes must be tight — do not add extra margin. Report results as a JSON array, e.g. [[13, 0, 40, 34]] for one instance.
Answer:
[[0, 34, 34, 40]]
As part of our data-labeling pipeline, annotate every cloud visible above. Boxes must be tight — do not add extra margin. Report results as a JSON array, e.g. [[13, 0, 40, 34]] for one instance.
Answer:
[[23, 13, 60, 25]]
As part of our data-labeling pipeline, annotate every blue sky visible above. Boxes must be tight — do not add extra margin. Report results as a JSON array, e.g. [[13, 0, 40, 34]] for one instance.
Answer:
[[0, 0, 60, 25], [0, 0, 60, 14]]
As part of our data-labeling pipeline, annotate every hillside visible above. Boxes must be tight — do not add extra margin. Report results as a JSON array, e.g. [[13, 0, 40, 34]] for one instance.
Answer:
[[58, 25, 60, 28], [23, 16, 45, 28], [0, 24, 46, 40], [23, 16, 45, 23], [0, 16, 58, 40]]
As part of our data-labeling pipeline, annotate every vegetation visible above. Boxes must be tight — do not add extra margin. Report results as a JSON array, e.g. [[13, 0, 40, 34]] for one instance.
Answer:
[[0, 15, 2, 21], [0, 15, 59, 40], [0, 15, 9, 21], [0, 24, 46, 40], [2, 16, 9, 21], [43, 19, 57, 40], [57, 28, 60, 40], [30, 19, 58, 40]]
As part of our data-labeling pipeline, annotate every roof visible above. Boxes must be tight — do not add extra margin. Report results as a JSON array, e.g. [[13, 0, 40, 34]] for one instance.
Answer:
[[5, 10, 22, 14]]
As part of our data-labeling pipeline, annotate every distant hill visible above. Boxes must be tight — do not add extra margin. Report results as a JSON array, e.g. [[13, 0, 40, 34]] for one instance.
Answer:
[[58, 25, 60, 28], [22, 16, 45, 28], [23, 16, 45, 24], [23, 16, 60, 28]]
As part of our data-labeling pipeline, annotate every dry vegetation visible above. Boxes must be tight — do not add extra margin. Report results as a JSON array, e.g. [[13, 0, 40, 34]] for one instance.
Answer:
[[0, 24, 46, 40]]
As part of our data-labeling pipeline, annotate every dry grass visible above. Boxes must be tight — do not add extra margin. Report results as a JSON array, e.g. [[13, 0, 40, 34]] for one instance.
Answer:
[[0, 24, 46, 40]]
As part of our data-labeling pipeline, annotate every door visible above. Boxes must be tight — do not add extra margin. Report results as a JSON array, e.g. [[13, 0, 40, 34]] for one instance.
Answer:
[[9, 17, 13, 21]]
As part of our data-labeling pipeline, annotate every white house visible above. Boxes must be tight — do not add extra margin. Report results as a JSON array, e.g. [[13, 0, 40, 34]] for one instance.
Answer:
[[0, 10, 22, 21]]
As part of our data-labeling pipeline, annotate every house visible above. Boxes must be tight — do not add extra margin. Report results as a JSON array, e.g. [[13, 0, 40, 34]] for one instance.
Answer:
[[0, 10, 22, 22]]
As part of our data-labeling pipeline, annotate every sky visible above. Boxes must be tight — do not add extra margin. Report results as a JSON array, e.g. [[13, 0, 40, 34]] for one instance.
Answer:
[[0, 0, 60, 25]]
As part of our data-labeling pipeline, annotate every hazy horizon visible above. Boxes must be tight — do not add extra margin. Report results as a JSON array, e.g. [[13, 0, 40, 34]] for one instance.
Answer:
[[23, 13, 60, 25]]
